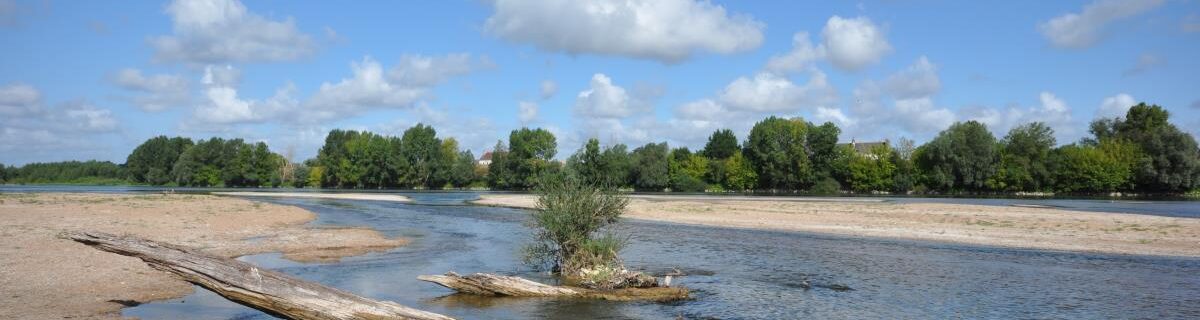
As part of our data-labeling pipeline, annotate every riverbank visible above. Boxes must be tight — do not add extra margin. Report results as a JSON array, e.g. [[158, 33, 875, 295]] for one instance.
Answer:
[[473, 194, 1200, 257], [211, 191, 412, 202], [0, 193, 407, 319]]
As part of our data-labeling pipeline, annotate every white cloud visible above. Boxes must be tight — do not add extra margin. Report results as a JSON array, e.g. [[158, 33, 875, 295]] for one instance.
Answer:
[[387, 53, 485, 86], [1098, 93, 1136, 118], [540, 80, 558, 100], [0, 83, 41, 116], [884, 56, 940, 99], [962, 92, 1077, 142], [201, 64, 242, 87], [63, 103, 119, 132], [1038, 0, 1164, 49], [518, 101, 538, 123], [675, 98, 726, 121], [113, 68, 190, 112], [0, 84, 121, 162], [305, 57, 426, 119], [192, 80, 296, 125], [574, 73, 642, 118], [814, 106, 856, 127], [484, 0, 764, 63], [822, 15, 891, 71], [765, 32, 826, 74], [717, 71, 837, 112], [151, 0, 316, 63], [1121, 53, 1163, 77], [894, 98, 956, 134]]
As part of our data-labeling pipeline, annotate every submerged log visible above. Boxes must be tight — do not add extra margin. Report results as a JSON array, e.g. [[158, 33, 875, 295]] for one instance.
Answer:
[[417, 272, 688, 302], [62, 231, 453, 320]]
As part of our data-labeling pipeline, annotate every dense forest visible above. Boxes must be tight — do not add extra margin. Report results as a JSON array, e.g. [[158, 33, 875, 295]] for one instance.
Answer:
[[2, 103, 1198, 195]]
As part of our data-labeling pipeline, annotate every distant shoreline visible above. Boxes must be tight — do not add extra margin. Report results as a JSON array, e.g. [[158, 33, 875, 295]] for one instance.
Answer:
[[210, 191, 412, 202]]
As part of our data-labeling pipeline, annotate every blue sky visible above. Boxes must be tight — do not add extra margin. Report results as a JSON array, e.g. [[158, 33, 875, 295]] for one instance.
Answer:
[[1, 0, 1198, 165]]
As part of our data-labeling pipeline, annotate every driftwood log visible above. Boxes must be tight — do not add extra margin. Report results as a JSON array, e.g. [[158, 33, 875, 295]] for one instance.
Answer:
[[418, 272, 688, 302], [62, 231, 453, 320]]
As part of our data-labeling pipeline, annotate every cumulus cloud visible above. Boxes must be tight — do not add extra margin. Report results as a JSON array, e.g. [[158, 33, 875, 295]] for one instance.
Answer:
[[0, 83, 41, 116], [1038, 0, 1164, 49], [1121, 53, 1163, 77], [190, 65, 296, 125], [718, 71, 837, 112], [884, 56, 940, 99], [151, 0, 317, 64], [185, 53, 484, 128], [113, 68, 190, 112], [0, 84, 121, 162], [833, 58, 956, 141], [484, 0, 764, 63], [1098, 93, 1136, 118], [574, 73, 646, 118], [962, 92, 1077, 142], [387, 53, 488, 86], [540, 80, 558, 100], [822, 15, 891, 71], [304, 57, 427, 120], [765, 32, 826, 75], [518, 101, 538, 124]]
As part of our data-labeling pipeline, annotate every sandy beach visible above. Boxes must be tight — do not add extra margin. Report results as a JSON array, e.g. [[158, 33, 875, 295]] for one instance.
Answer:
[[0, 193, 406, 319], [473, 194, 1200, 257]]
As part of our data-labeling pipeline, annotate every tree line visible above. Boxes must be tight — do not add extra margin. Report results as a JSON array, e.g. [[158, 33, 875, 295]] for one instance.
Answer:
[[2, 102, 1197, 194]]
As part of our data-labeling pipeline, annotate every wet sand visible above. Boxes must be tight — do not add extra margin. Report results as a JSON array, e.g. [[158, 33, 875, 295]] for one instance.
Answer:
[[0, 193, 406, 319], [473, 194, 1200, 257]]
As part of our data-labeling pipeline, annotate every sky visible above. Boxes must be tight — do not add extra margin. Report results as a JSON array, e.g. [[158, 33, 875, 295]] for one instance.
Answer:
[[1, 0, 1198, 166]]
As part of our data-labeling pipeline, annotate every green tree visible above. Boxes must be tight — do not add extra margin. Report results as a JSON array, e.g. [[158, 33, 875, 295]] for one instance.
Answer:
[[988, 122, 1056, 191], [914, 121, 998, 192], [568, 138, 605, 186], [744, 116, 813, 190], [399, 124, 443, 189], [847, 144, 896, 192], [891, 137, 918, 193], [702, 129, 739, 160], [450, 149, 477, 188], [723, 152, 757, 191], [1049, 140, 1138, 193], [807, 121, 841, 178], [669, 152, 708, 192], [487, 140, 511, 189], [598, 143, 632, 188], [502, 127, 558, 190], [630, 142, 669, 191], [126, 136, 194, 185], [1089, 103, 1200, 192], [172, 138, 228, 187]]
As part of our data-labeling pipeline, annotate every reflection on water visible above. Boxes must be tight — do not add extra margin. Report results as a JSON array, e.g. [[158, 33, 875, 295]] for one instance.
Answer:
[[123, 195, 1200, 319]]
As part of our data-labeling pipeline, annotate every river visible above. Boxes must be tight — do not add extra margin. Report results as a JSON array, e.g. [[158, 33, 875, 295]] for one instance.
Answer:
[[112, 193, 1200, 319]]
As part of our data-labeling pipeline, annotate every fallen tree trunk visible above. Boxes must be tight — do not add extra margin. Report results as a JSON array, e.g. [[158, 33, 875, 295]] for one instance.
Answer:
[[62, 231, 452, 320], [418, 272, 688, 302]]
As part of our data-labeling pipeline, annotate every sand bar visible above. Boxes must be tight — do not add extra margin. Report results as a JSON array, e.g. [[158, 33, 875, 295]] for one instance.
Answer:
[[0, 193, 406, 319], [473, 194, 1200, 257], [212, 191, 411, 202]]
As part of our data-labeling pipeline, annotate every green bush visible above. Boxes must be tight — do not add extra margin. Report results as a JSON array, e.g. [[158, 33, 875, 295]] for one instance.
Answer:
[[523, 173, 629, 275]]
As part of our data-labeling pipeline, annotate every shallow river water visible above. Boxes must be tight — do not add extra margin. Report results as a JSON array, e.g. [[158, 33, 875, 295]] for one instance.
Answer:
[[115, 193, 1200, 319]]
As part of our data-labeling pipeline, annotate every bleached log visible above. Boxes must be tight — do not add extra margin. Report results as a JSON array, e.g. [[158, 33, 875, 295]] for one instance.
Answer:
[[63, 231, 452, 320], [418, 272, 688, 302]]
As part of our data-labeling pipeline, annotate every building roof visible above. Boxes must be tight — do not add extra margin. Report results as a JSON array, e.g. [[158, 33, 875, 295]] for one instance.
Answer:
[[479, 151, 493, 161], [838, 140, 889, 154]]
